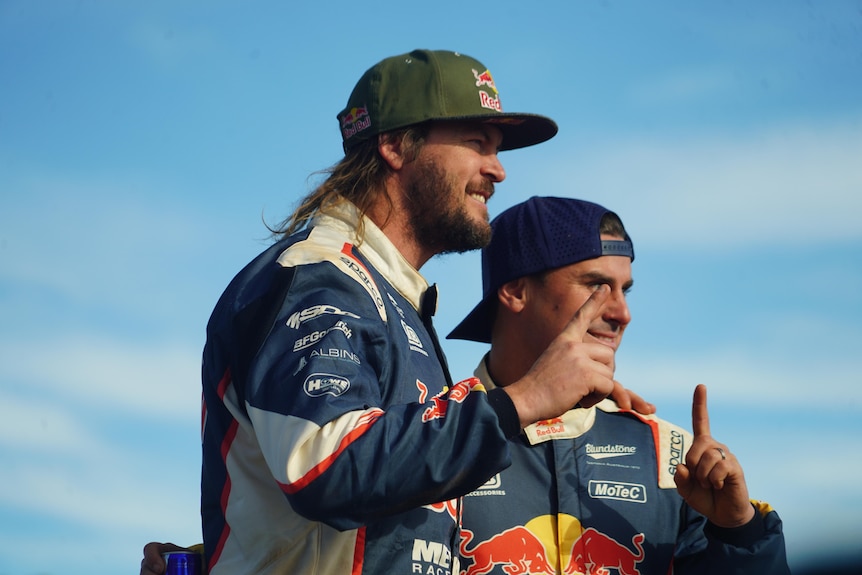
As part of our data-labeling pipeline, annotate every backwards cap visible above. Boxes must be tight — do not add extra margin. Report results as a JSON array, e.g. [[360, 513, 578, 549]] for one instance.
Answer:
[[447, 196, 634, 343], [337, 49, 558, 152]]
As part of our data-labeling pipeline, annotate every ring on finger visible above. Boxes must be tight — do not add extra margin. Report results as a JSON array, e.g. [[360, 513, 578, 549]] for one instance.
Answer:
[[715, 447, 726, 460]]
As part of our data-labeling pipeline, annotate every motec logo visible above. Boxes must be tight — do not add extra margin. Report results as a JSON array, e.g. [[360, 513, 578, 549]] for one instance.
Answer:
[[588, 480, 647, 504]]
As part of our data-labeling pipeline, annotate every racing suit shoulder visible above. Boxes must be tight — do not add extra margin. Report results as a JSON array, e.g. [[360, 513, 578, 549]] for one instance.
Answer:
[[597, 400, 693, 489]]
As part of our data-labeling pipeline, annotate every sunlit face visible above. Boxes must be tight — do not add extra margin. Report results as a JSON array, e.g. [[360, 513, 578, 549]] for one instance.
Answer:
[[402, 121, 505, 254], [518, 235, 633, 361]]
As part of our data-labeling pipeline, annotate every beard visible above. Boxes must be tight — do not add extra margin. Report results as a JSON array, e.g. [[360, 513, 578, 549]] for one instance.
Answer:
[[404, 158, 494, 255]]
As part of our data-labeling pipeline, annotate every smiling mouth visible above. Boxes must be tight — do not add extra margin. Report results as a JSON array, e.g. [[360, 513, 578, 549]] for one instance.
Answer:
[[468, 192, 488, 204], [589, 332, 619, 349]]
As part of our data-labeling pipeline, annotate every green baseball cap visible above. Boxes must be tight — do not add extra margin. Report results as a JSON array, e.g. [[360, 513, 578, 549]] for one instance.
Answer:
[[337, 49, 558, 152]]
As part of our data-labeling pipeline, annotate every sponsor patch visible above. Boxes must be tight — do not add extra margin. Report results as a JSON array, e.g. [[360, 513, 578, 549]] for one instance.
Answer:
[[309, 348, 361, 365], [401, 319, 428, 356], [467, 473, 506, 497], [387, 291, 405, 319], [588, 480, 647, 503], [472, 68, 497, 92], [303, 373, 350, 397], [293, 320, 352, 351], [667, 429, 685, 476], [338, 252, 385, 315], [585, 443, 637, 460], [412, 539, 452, 574], [340, 105, 371, 141], [286, 305, 360, 329]]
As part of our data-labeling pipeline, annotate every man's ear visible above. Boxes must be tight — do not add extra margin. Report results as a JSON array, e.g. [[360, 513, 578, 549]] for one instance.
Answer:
[[377, 133, 406, 171], [498, 277, 528, 313]]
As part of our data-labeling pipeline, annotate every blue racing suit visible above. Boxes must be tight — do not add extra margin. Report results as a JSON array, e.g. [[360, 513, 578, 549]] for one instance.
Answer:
[[200, 202, 519, 575], [459, 359, 790, 575]]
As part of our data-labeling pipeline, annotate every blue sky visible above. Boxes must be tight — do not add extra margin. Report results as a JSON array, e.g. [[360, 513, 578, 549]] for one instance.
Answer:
[[1, 1, 861, 574]]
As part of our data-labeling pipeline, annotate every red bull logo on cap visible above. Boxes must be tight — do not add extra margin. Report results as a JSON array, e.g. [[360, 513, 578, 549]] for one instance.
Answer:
[[471, 68, 502, 113], [340, 105, 371, 140], [472, 68, 498, 93]]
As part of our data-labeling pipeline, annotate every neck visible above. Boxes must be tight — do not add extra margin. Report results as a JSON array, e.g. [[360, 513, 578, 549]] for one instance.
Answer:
[[365, 181, 433, 270], [485, 330, 533, 388]]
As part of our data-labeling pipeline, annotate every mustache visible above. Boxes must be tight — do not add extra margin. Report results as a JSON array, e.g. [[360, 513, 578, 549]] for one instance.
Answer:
[[468, 179, 495, 200]]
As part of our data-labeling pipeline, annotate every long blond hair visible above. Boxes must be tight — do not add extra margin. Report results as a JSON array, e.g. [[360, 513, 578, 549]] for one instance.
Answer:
[[269, 125, 428, 241]]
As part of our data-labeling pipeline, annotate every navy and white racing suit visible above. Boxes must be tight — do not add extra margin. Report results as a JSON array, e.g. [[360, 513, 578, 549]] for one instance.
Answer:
[[200, 201, 520, 575], [459, 359, 790, 575]]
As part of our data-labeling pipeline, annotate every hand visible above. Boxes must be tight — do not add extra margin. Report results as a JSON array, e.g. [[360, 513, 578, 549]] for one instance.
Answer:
[[140, 542, 188, 575], [611, 380, 656, 415], [673, 384, 755, 528], [505, 285, 617, 426]]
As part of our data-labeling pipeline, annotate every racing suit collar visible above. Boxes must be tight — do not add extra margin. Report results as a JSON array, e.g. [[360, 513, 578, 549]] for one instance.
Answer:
[[313, 200, 430, 312]]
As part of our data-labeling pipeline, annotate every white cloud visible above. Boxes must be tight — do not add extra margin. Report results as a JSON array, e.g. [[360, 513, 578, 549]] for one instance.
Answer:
[[629, 66, 738, 104], [616, 348, 862, 408], [0, 334, 202, 421], [128, 20, 218, 69], [546, 117, 862, 250], [0, 391, 106, 452], [0, 459, 199, 534]]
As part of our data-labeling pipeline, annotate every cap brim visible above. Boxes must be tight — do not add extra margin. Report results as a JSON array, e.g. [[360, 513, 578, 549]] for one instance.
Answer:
[[442, 113, 558, 151], [446, 295, 495, 343]]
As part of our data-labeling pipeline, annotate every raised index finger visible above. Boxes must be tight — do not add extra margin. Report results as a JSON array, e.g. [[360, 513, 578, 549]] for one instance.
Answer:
[[560, 284, 610, 342], [691, 383, 711, 437]]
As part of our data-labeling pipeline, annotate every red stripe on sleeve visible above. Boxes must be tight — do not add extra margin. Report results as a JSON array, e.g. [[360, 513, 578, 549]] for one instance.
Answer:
[[279, 408, 383, 494]]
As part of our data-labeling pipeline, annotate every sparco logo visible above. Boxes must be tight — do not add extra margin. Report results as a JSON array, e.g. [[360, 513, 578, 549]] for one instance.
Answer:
[[286, 305, 360, 329], [588, 480, 647, 503], [668, 429, 685, 475], [303, 373, 350, 397], [338, 255, 384, 311]]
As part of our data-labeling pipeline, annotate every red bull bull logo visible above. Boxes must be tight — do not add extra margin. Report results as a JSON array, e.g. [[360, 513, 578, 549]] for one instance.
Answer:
[[472, 68, 497, 92], [565, 528, 645, 575], [459, 527, 554, 575], [471, 68, 502, 113], [424, 498, 459, 523], [458, 515, 645, 575], [340, 105, 371, 140], [421, 378, 482, 422]]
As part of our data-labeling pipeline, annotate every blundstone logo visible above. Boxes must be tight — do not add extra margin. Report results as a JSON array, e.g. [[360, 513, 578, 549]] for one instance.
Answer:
[[585, 443, 637, 460]]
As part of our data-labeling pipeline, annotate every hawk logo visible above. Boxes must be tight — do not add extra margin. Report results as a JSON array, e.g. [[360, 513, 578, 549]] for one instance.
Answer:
[[303, 373, 350, 397]]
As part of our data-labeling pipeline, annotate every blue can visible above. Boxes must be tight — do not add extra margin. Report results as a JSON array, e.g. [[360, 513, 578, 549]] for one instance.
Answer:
[[163, 551, 202, 575]]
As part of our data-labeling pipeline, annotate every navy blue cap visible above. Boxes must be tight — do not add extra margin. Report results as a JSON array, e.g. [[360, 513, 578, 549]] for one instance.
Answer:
[[446, 196, 634, 343]]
